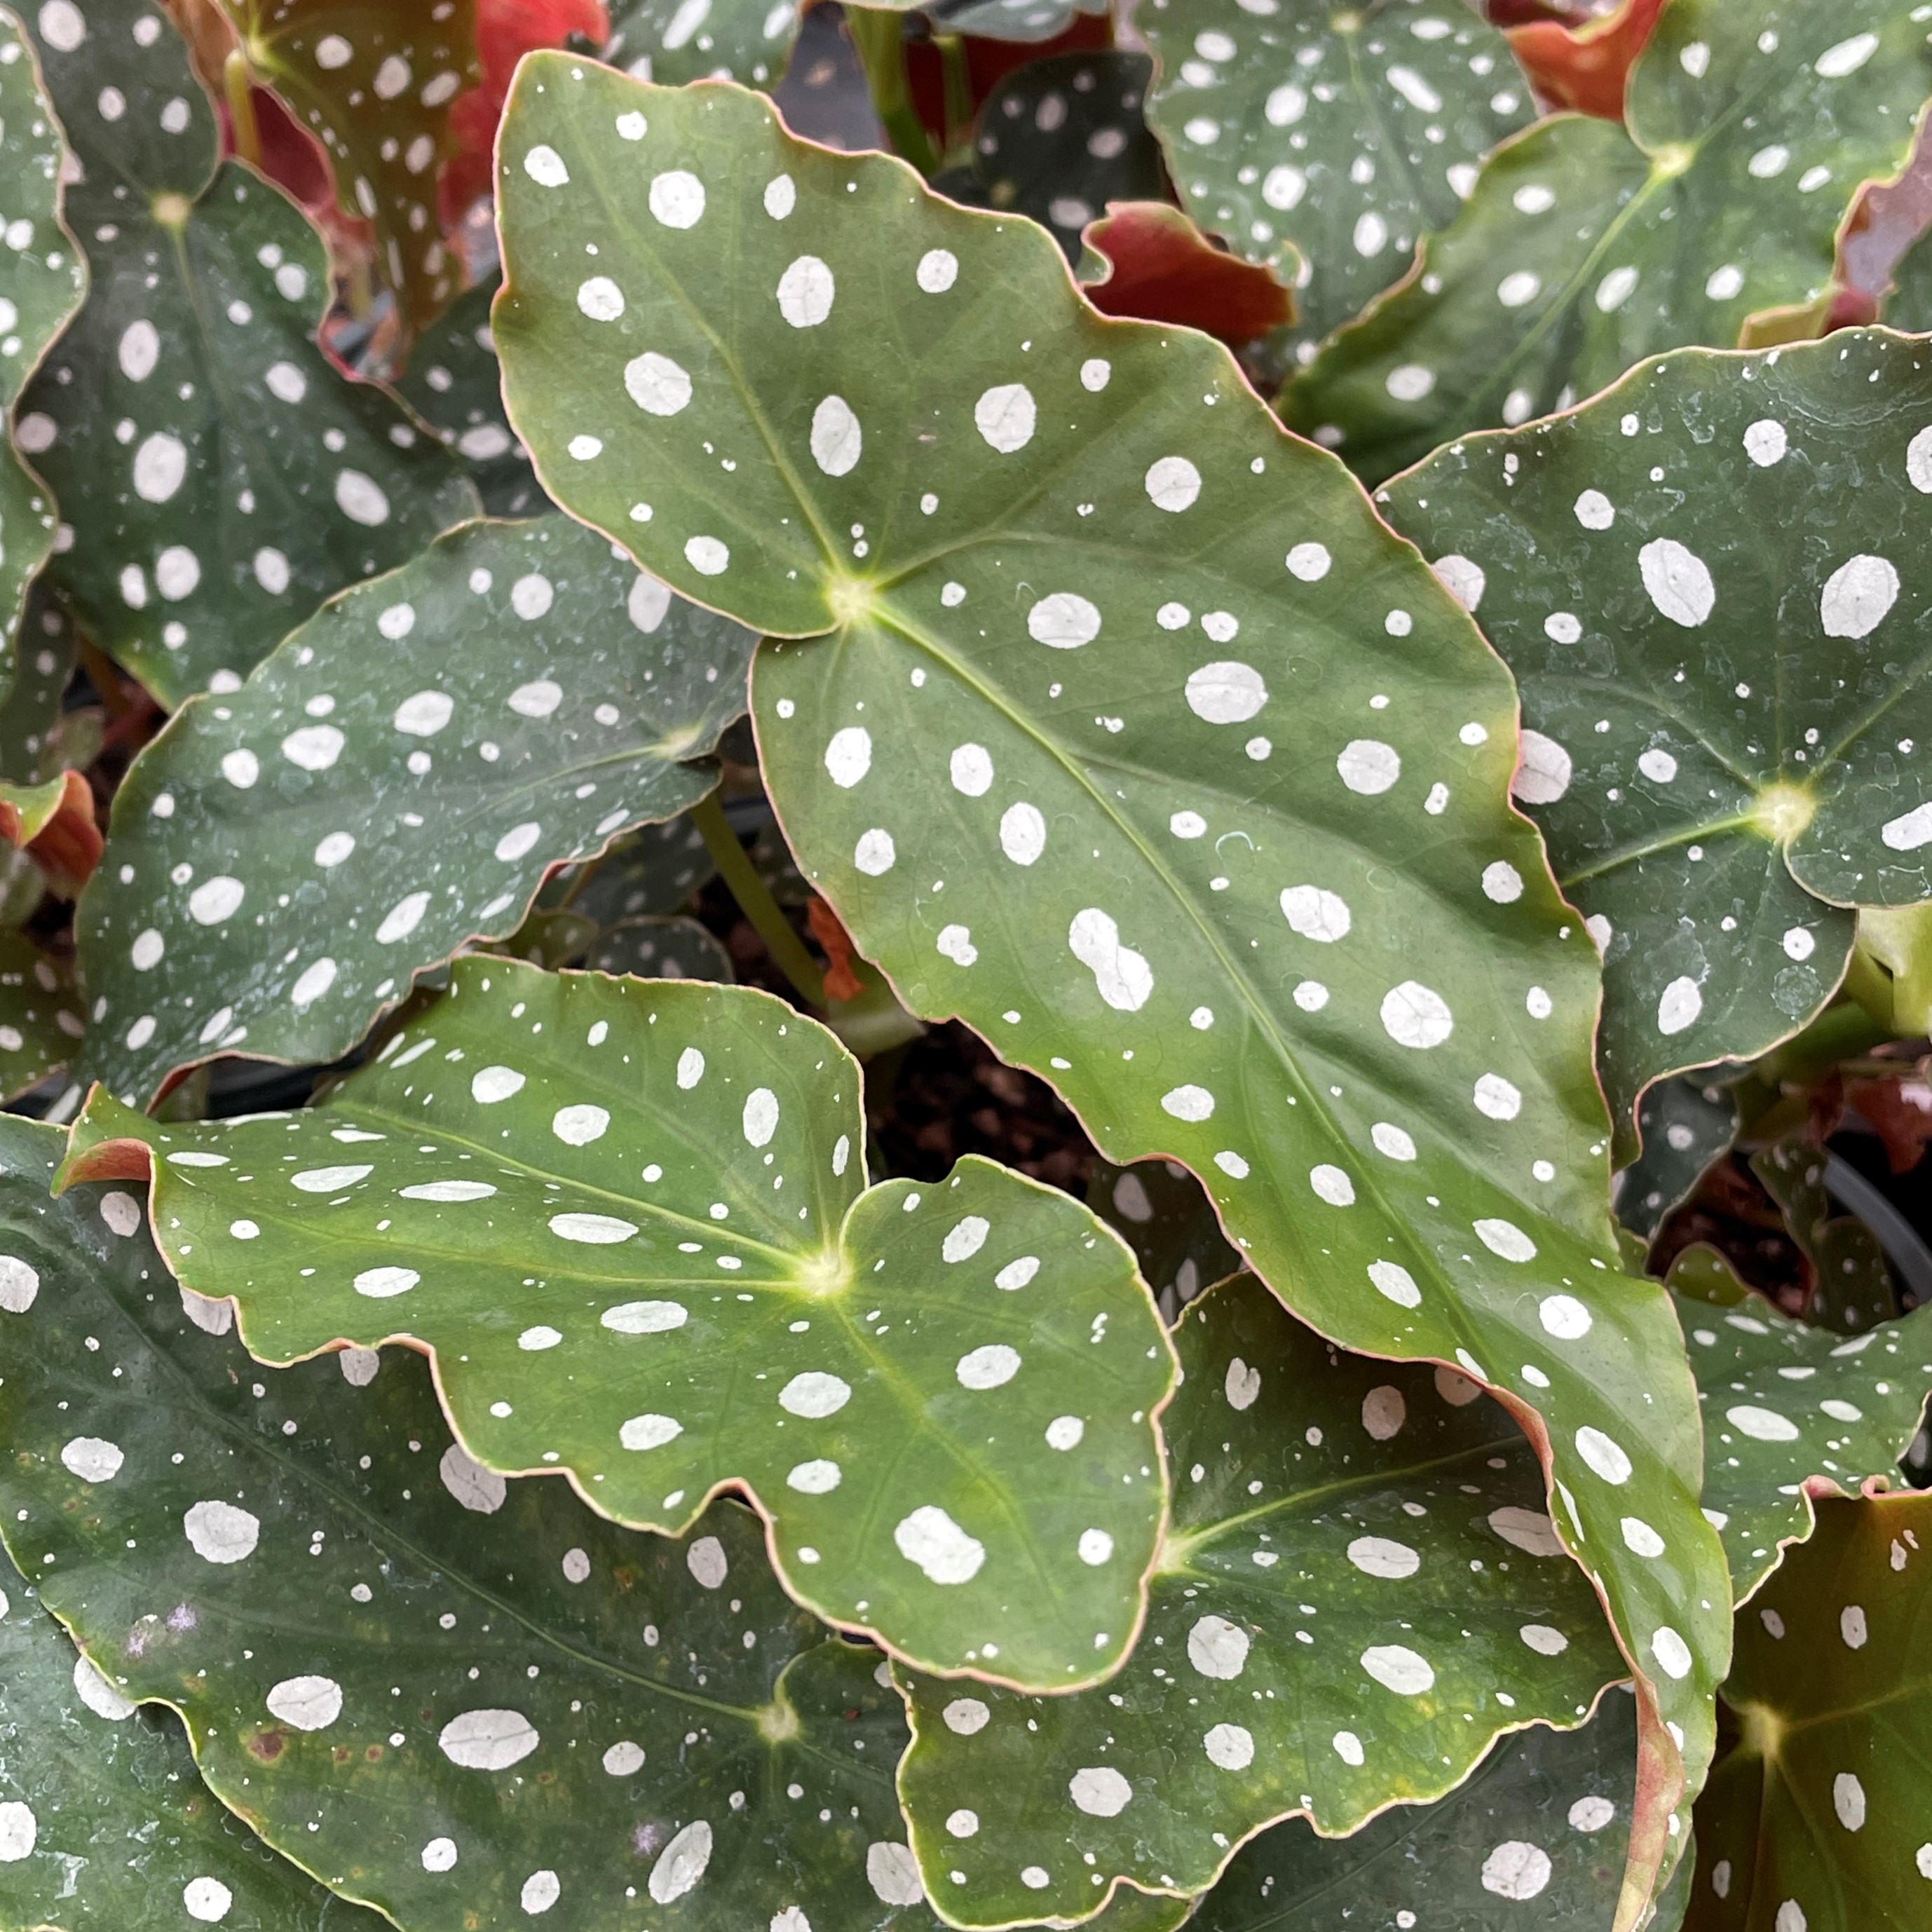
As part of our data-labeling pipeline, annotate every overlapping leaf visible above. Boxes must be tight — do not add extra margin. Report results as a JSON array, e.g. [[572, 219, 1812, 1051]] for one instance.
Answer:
[[1748, 1136, 1898, 1335], [0, 5, 83, 676], [0, 583, 82, 787], [18, 0, 477, 707], [1381, 331, 1932, 1155], [1195, 1688, 1640, 1932], [934, 53, 1165, 266], [491, 62, 1731, 1877], [74, 514, 751, 1106], [847, 0, 1106, 48], [1283, 0, 1932, 482], [604, 0, 801, 90], [894, 1272, 1625, 1926], [1680, 1293, 1932, 1602], [1689, 1493, 1932, 1932], [1087, 1156, 1238, 1318], [1076, 203, 1295, 350], [59, 957, 1177, 1690], [586, 911, 734, 980], [0, 1548, 387, 1930], [1618, 1078, 1739, 1244], [562, 810, 717, 923], [1140, 0, 1535, 350], [395, 272, 546, 517], [0, 1115, 947, 1932], [217, 0, 478, 341], [1882, 219, 1932, 331], [0, 930, 77, 1102]]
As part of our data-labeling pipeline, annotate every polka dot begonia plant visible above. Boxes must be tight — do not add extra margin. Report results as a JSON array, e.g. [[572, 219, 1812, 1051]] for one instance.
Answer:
[[1, 0, 1930, 1924]]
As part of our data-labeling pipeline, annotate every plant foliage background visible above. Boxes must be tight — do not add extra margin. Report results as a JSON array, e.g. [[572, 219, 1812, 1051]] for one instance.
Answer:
[[0, 1, 1929, 1930]]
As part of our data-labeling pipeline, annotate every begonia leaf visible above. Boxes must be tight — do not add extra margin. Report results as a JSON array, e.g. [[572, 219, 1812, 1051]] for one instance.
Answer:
[[1087, 1156, 1239, 1319], [559, 810, 718, 924], [489, 62, 1732, 1891], [0, 1114, 951, 1932], [72, 513, 749, 1107], [604, 0, 801, 90], [1680, 1292, 1932, 1603], [1881, 218, 1932, 330], [585, 911, 735, 981], [1748, 1136, 1898, 1335], [934, 53, 1165, 266], [1077, 203, 1295, 349], [1504, 0, 1665, 121], [0, 3, 83, 674], [1192, 1688, 1640, 1932], [848, 0, 1106, 50], [0, 1549, 390, 1931], [0, 585, 81, 787], [0, 768, 98, 894], [57, 955, 1178, 1692], [1688, 1492, 1932, 1932], [1140, 0, 1535, 351], [17, 0, 477, 707], [1283, 0, 1932, 482], [894, 1272, 1626, 1926], [395, 272, 547, 518], [0, 930, 77, 1100], [1617, 1078, 1739, 1244], [1380, 331, 1932, 1156], [215, 0, 479, 342]]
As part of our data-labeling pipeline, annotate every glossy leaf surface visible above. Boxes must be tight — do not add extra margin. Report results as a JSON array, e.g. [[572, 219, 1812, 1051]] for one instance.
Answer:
[[894, 1272, 1626, 1926], [491, 62, 1731, 1863], [1382, 332, 1932, 1152], [604, 0, 800, 90], [1681, 1293, 1932, 1601], [0, 1549, 389, 1931], [1087, 1156, 1238, 1318], [1194, 1689, 1639, 1932], [1504, 0, 1665, 121], [1618, 1078, 1739, 1243], [74, 514, 750, 1106], [0, 1113, 948, 1932], [217, 0, 478, 341], [60, 957, 1177, 1691], [18, 0, 477, 706], [1141, 0, 1534, 348], [1688, 1492, 1932, 1932], [1284, 0, 1932, 481]]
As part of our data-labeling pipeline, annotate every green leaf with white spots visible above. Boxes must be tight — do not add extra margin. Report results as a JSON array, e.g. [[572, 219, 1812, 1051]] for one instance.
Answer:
[[848, 0, 1105, 47], [0, 1549, 393, 1932], [16, 0, 478, 708], [1880, 218, 1932, 331], [604, 0, 801, 91], [72, 514, 751, 1107], [58, 955, 1178, 1692], [489, 61, 1732, 1879], [1087, 1157, 1239, 1321], [216, 0, 478, 343], [394, 273, 547, 519], [1380, 330, 1932, 1157], [0, 930, 77, 1101], [1618, 1078, 1739, 1246], [1748, 1136, 1898, 1336], [585, 912, 735, 981], [894, 1272, 1627, 1927], [934, 54, 1166, 268], [557, 810, 718, 924], [1689, 1491, 1932, 1932], [0, 584, 81, 787], [1680, 1291, 1932, 1605], [1281, 0, 1932, 483], [1141, 0, 1535, 351], [0, 1117, 950, 1932], [1191, 1688, 1640, 1932], [0, 5, 83, 685]]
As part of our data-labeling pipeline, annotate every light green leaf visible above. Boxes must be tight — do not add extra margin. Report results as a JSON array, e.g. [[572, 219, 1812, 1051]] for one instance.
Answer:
[[0, 1113, 948, 1932], [896, 1271, 1626, 1926], [59, 955, 1178, 1691], [1191, 1689, 1639, 1932], [1281, 0, 1932, 482], [1087, 1156, 1239, 1320], [1618, 1079, 1739, 1245], [72, 514, 751, 1107], [0, 1548, 390, 1931], [490, 61, 1732, 1870], [394, 272, 547, 518], [1689, 1492, 1932, 1932], [1680, 1291, 1932, 1603], [604, 0, 801, 89], [1141, 0, 1535, 348], [0, 929, 76, 1102], [1380, 331, 1932, 1155], [0, 4, 83, 683], [217, 0, 478, 341], [934, 53, 1166, 266], [18, 0, 478, 707], [1748, 1136, 1898, 1335]]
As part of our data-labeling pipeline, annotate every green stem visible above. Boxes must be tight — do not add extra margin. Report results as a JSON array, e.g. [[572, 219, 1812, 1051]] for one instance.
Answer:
[[845, 7, 939, 175], [935, 32, 973, 166], [691, 791, 827, 1010], [222, 50, 260, 168]]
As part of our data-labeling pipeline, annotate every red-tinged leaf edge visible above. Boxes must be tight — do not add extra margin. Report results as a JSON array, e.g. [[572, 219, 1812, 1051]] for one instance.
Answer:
[[1505, 0, 1666, 121], [1080, 201, 1294, 346], [0, 769, 100, 895]]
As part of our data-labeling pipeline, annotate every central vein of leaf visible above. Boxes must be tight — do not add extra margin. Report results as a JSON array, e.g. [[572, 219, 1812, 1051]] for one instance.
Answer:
[[1734, 1699, 1787, 1762]]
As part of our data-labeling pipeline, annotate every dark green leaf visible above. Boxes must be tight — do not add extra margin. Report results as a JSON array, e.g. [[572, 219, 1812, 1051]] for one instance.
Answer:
[[1749, 1137, 1898, 1335], [0, 928, 77, 1101], [848, 0, 1106, 47], [554, 812, 717, 925], [0, 583, 82, 787], [18, 0, 478, 706], [74, 514, 751, 1106], [61, 956, 1178, 1692], [1086, 1157, 1239, 1319], [894, 1272, 1626, 1925], [1618, 1079, 1740, 1244], [604, 0, 801, 90], [1283, 0, 1932, 482], [490, 62, 1733, 1860], [585, 913, 734, 981], [1141, 0, 1534, 349], [1380, 331, 1932, 1153]]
